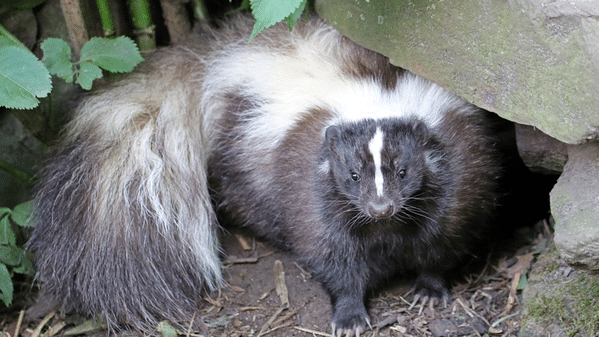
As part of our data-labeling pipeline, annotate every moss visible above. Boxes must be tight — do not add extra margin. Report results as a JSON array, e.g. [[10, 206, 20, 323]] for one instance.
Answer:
[[525, 273, 599, 336]]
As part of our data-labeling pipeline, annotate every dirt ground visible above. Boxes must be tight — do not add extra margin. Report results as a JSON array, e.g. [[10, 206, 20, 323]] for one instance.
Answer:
[[1, 216, 552, 337]]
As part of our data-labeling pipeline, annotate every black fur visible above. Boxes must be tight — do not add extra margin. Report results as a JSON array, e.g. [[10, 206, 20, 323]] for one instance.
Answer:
[[211, 110, 504, 333], [29, 13, 514, 334]]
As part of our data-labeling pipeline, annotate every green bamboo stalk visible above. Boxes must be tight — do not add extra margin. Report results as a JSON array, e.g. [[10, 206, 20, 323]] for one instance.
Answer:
[[95, 0, 116, 36], [127, 0, 156, 51], [190, 0, 209, 22]]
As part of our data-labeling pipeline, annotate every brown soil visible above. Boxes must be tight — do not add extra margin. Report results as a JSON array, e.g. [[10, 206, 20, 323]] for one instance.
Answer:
[[1, 219, 552, 337]]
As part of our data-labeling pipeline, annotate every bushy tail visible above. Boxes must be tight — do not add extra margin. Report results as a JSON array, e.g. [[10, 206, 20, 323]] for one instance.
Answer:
[[28, 60, 222, 331]]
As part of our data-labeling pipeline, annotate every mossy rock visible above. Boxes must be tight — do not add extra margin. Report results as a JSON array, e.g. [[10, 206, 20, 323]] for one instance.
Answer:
[[520, 241, 599, 337]]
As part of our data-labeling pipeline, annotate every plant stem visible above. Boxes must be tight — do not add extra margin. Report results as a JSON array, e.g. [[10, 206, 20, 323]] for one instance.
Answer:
[[127, 0, 156, 51], [95, 0, 116, 36]]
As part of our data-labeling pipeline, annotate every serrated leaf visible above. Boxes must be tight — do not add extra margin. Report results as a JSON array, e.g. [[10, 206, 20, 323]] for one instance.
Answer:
[[0, 245, 24, 266], [249, 0, 305, 41], [41, 38, 74, 83], [11, 201, 33, 227], [76, 62, 103, 90], [285, 0, 307, 31], [0, 216, 16, 246], [0, 264, 13, 307], [0, 46, 52, 109], [80, 36, 143, 73]]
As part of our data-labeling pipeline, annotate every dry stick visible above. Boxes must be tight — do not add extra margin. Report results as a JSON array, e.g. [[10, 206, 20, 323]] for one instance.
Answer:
[[235, 234, 253, 251], [14, 310, 25, 337], [294, 326, 334, 337], [239, 306, 265, 311], [260, 320, 296, 336], [224, 251, 276, 265], [293, 262, 312, 278], [59, 0, 88, 56], [44, 321, 67, 337], [271, 307, 300, 326], [29, 310, 57, 337], [186, 311, 197, 337], [257, 307, 286, 337], [274, 260, 289, 308], [456, 297, 492, 327], [257, 260, 290, 337]]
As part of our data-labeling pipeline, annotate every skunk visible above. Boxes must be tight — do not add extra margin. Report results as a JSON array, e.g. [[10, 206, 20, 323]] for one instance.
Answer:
[[29, 14, 507, 335]]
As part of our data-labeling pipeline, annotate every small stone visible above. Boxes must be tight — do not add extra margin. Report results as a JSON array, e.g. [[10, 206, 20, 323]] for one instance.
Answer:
[[429, 319, 457, 337]]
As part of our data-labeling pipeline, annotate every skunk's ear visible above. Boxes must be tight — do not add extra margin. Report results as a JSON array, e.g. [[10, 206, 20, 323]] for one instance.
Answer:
[[411, 120, 429, 145], [325, 125, 341, 150]]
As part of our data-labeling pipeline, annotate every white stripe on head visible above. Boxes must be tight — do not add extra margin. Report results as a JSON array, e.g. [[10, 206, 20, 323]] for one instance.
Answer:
[[368, 127, 385, 197]]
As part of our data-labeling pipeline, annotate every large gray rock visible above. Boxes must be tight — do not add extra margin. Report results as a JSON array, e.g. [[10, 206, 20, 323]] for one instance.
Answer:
[[315, 0, 599, 144], [515, 124, 568, 175], [550, 142, 599, 270]]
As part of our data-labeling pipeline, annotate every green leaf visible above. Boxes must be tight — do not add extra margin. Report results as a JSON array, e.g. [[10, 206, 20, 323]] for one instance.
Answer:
[[517, 270, 528, 291], [80, 36, 143, 73], [11, 201, 33, 227], [0, 215, 16, 246], [0, 245, 24, 266], [237, 0, 250, 11], [76, 62, 103, 90], [41, 38, 74, 83], [284, 0, 307, 31], [0, 36, 19, 49], [156, 321, 177, 337], [12, 256, 34, 275], [0, 46, 52, 109], [0, 264, 13, 307], [249, 0, 305, 41]]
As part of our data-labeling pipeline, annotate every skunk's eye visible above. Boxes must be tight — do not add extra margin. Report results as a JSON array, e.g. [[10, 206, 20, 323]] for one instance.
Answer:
[[398, 169, 406, 179], [350, 172, 361, 182]]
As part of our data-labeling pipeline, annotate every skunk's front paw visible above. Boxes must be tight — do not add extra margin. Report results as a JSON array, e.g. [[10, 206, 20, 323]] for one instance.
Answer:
[[331, 311, 370, 337], [409, 271, 451, 310], [331, 303, 371, 337]]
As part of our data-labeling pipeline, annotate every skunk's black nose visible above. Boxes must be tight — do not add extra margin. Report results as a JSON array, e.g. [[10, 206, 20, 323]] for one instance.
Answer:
[[368, 201, 394, 219]]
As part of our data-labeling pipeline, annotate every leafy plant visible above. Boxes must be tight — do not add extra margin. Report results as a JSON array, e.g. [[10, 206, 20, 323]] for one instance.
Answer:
[[0, 35, 52, 110], [0, 26, 144, 109], [0, 201, 35, 307], [41, 37, 144, 90]]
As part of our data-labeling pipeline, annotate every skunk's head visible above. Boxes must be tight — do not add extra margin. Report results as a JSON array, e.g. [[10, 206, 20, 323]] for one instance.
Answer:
[[323, 118, 432, 222]]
